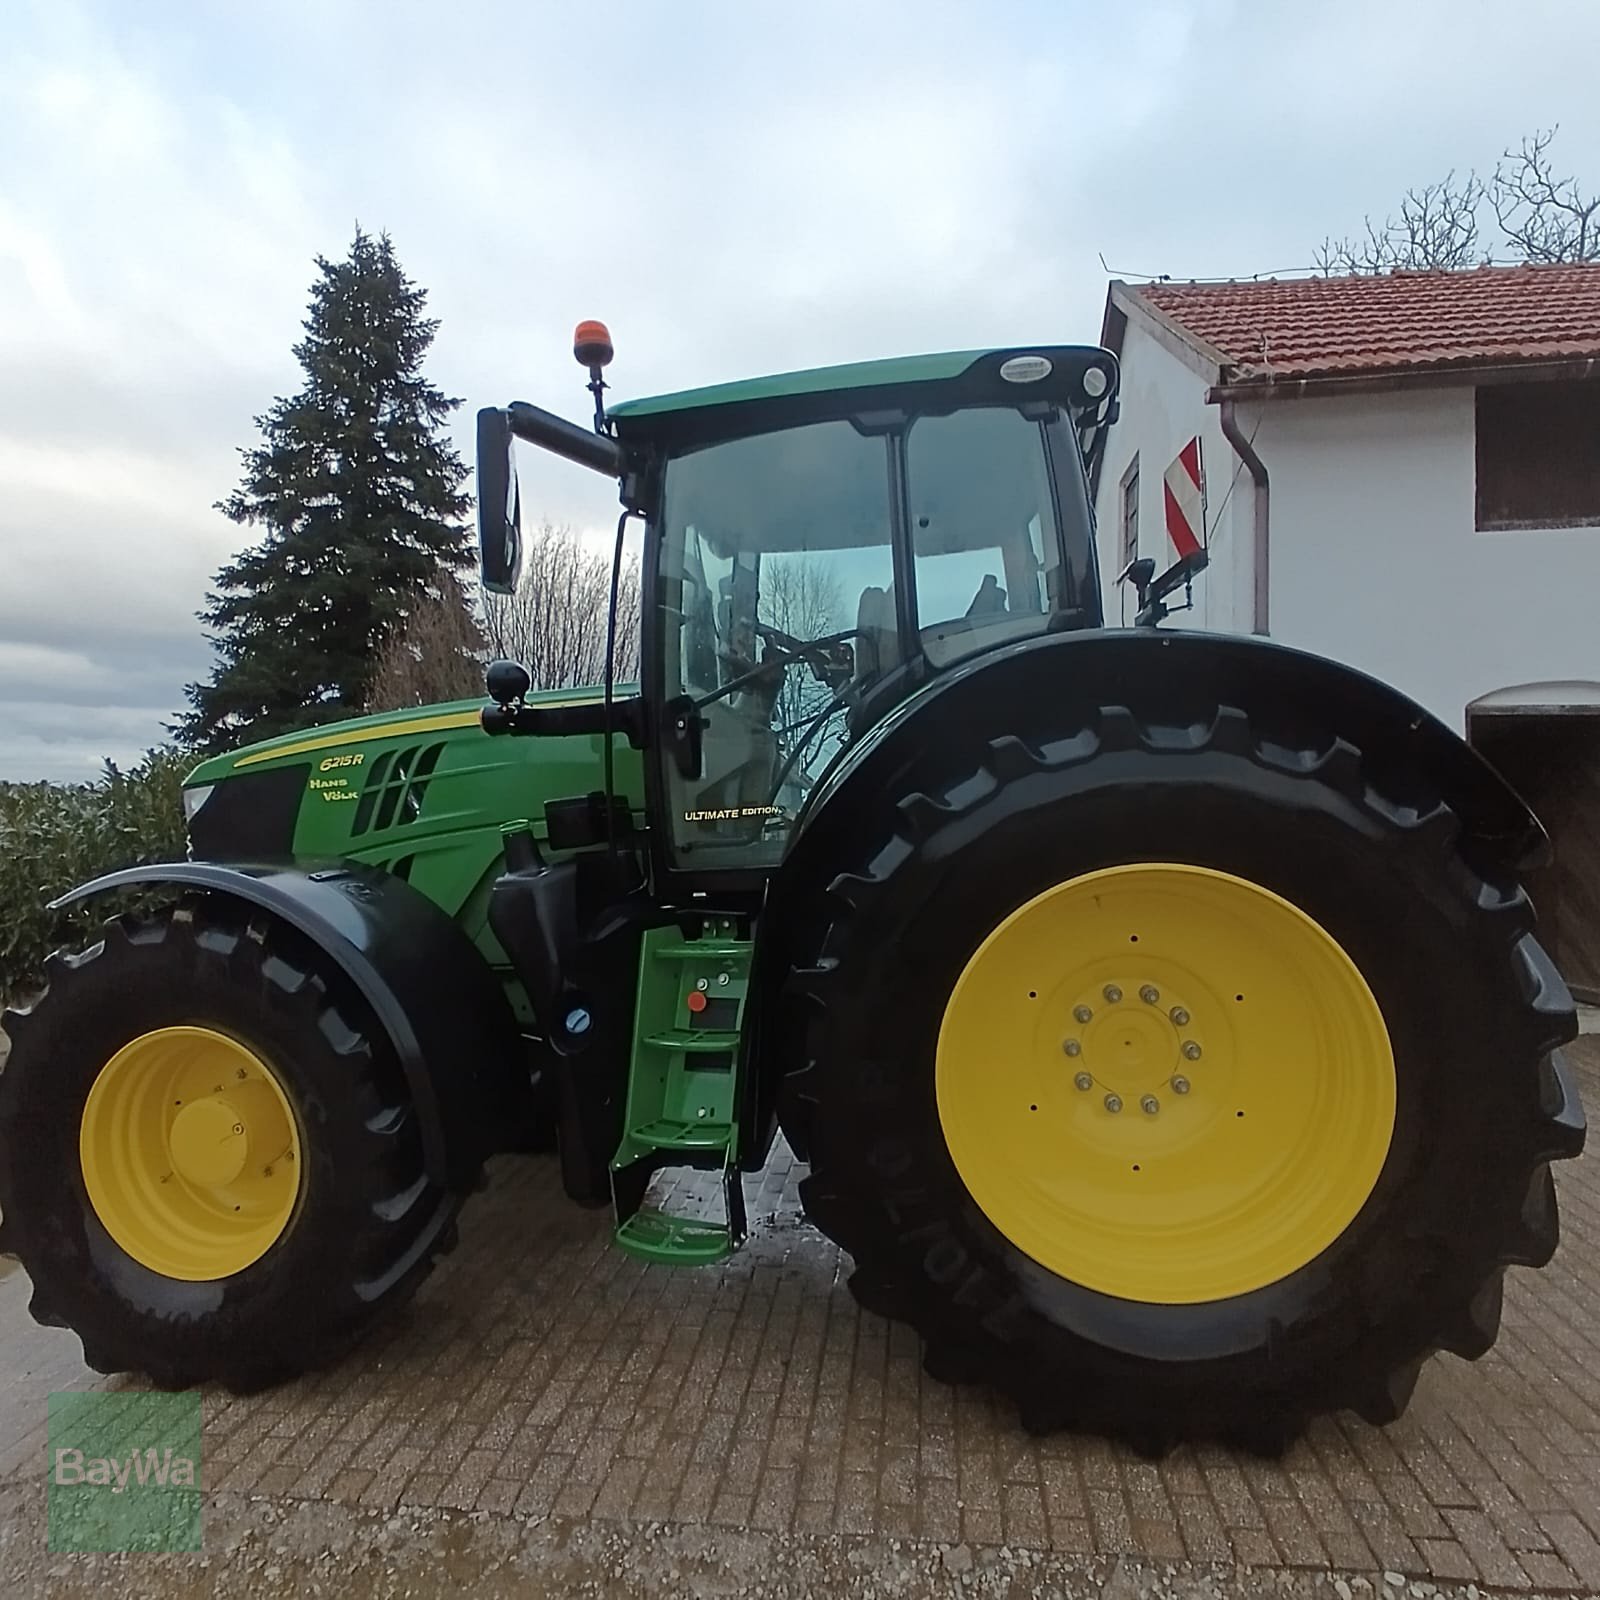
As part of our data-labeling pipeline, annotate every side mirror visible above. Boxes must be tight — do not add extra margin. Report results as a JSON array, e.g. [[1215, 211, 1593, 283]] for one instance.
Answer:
[[1115, 556, 1156, 595], [476, 407, 522, 595]]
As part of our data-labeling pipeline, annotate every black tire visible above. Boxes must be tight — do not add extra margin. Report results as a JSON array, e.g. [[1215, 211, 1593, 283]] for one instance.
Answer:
[[0, 897, 467, 1389], [780, 701, 1585, 1452]]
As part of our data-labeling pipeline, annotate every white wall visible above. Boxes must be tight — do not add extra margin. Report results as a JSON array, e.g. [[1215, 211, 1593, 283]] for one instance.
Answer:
[[1094, 328, 1257, 634], [1262, 387, 1600, 732], [1099, 326, 1600, 733]]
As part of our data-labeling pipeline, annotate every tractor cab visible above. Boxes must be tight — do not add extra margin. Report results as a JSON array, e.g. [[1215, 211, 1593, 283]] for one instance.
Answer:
[[479, 335, 1118, 881]]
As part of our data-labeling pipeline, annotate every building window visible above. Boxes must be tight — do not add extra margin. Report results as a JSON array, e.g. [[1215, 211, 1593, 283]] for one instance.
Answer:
[[1476, 380, 1600, 530], [1120, 457, 1140, 566]]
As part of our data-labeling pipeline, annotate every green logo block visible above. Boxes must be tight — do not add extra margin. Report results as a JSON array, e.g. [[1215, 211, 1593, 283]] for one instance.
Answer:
[[48, 1391, 202, 1553]]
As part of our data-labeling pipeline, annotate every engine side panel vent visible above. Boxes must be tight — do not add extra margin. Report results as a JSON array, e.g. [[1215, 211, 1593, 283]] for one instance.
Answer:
[[351, 743, 446, 837]]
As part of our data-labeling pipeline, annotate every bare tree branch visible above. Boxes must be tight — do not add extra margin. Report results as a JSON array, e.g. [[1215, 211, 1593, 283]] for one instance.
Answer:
[[1319, 130, 1597, 273], [480, 521, 642, 690], [1491, 126, 1600, 264], [366, 566, 486, 711], [1317, 171, 1486, 273]]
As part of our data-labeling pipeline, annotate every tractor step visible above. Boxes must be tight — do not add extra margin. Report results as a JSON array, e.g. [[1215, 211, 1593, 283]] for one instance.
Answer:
[[611, 922, 754, 1265], [614, 1161, 749, 1265], [612, 923, 751, 1172], [626, 1118, 731, 1151], [641, 1029, 742, 1053], [615, 1208, 735, 1266]]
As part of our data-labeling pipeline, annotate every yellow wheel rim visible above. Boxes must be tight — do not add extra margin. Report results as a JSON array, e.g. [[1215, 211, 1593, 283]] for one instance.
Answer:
[[936, 864, 1395, 1304], [79, 1026, 303, 1281]]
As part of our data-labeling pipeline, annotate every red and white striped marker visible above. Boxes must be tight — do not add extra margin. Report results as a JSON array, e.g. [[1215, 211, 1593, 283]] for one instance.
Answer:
[[1162, 438, 1205, 560]]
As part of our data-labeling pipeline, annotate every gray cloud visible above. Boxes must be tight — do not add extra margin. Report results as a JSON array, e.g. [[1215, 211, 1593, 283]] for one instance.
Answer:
[[4, 0, 1600, 779]]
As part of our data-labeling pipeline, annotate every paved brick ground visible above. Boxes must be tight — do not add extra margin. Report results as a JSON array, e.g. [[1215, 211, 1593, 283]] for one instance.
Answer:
[[2, 1041, 1597, 1589]]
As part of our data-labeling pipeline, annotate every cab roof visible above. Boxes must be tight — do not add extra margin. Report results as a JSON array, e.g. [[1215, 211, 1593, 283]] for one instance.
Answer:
[[606, 346, 1110, 424]]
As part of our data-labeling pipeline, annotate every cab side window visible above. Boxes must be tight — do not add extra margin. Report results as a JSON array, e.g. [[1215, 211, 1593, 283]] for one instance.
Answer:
[[906, 409, 1061, 666]]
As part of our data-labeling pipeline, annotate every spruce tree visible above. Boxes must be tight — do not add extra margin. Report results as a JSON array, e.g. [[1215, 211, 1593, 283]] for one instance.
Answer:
[[179, 228, 472, 750]]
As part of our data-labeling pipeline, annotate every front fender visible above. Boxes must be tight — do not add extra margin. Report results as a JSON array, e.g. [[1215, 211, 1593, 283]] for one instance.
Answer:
[[50, 860, 524, 1190]]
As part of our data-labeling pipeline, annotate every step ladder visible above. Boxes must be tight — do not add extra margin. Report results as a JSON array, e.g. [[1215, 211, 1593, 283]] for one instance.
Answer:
[[612, 922, 752, 1265]]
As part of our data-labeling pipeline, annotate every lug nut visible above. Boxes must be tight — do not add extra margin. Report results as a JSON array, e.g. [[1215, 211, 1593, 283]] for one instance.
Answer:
[[1074, 1072, 1093, 1091], [1140, 1094, 1160, 1115], [1182, 1041, 1202, 1061], [1103, 984, 1123, 1004], [1063, 1039, 1082, 1057], [1171, 1075, 1191, 1094], [1140, 984, 1160, 1005], [1073, 1004, 1093, 1024], [1104, 1093, 1123, 1114], [1169, 1006, 1190, 1026]]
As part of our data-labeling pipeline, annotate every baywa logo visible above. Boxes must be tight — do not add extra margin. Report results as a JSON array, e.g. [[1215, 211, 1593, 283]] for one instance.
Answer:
[[48, 1391, 202, 1553]]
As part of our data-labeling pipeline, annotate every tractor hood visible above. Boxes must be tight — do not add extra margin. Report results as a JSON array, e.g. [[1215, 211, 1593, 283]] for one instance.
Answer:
[[179, 689, 644, 878], [185, 699, 495, 785]]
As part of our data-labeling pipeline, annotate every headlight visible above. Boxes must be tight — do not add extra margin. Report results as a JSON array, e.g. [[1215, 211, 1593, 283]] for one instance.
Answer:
[[181, 785, 215, 824]]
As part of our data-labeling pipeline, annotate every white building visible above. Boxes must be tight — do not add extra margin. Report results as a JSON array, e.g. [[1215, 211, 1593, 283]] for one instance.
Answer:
[[1094, 264, 1600, 995]]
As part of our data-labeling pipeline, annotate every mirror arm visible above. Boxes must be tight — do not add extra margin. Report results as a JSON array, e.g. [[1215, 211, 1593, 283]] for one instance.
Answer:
[[505, 401, 623, 477], [481, 695, 647, 748], [1132, 551, 1210, 628]]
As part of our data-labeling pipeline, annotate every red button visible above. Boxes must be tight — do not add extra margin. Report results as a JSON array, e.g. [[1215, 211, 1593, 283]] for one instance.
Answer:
[[686, 990, 708, 1014]]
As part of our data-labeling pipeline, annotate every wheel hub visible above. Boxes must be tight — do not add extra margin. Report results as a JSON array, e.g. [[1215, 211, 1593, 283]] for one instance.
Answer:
[[167, 1095, 249, 1187], [1066, 980, 1202, 1105]]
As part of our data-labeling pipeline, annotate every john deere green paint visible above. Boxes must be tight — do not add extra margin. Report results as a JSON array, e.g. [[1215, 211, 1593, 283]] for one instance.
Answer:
[[0, 324, 1583, 1455]]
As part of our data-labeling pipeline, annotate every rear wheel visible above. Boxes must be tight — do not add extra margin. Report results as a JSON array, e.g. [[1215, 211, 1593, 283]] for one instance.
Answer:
[[0, 898, 465, 1388], [781, 703, 1585, 1450]]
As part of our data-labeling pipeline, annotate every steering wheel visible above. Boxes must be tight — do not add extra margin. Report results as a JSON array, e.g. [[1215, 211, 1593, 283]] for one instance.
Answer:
[[754, 620, 805, 652], [694, 627, 861, 711]]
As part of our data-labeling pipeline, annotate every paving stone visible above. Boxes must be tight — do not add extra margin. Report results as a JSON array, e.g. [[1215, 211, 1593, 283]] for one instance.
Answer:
[[1441, 1506, 1533, 1588], [1414, 1537, 1480, 1582], [1540, 1510, 1600, 1588]]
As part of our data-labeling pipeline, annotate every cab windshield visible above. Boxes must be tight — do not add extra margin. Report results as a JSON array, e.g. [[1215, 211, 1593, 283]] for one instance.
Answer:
[[657, 405, 1096, 869]]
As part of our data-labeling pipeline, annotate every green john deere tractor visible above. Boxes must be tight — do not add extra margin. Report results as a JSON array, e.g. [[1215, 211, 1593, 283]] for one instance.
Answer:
[[0, 325, 1585, 1451]]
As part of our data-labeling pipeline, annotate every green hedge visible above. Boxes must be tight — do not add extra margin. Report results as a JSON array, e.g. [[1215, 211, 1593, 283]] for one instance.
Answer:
[[0, 748, 192, 1007]]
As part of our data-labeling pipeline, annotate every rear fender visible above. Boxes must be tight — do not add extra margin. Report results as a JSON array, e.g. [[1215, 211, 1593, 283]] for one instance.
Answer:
[[789, 628, 1546, 880], [49, 860, 526, 1191], [745, 629, 1548, 1156]]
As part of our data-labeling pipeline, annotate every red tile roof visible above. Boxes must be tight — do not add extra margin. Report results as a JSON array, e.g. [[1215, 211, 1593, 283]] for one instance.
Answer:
[[1121, 263, 1600, 386]]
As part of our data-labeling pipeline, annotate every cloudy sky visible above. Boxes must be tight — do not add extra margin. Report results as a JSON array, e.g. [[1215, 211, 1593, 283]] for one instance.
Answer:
[[4, 0, 1598, 780]]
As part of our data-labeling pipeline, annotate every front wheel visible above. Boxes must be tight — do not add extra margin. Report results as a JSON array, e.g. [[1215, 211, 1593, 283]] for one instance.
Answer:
[[781, 703, 1585, 1450], [0, 899, 464, 1388]]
